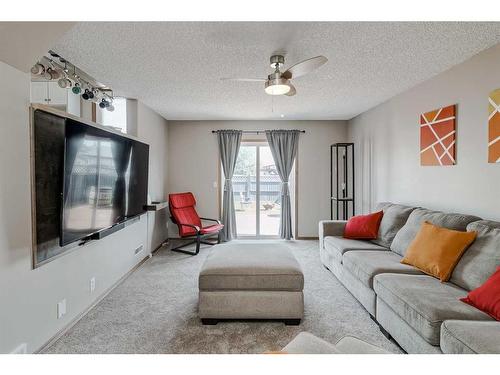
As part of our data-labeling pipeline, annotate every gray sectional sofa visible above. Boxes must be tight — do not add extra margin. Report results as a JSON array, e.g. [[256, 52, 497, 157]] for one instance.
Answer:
[[319, 202, 500, 354]]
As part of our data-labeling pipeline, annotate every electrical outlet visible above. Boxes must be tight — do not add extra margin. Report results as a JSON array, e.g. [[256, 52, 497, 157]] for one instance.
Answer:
[[11, 343, 27, 354], [134, 244, 144, 255], [57, 299, 66, 319], [89, 277, 96, 293]]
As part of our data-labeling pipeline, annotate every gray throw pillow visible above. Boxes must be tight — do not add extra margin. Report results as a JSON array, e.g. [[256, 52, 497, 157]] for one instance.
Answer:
[[371, 202, 416, 248], [390, 208, 481, 257], [451, 220, 500, 291]]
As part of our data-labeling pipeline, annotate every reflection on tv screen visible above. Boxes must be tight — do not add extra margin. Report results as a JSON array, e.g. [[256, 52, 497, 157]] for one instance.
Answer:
[[61, 120, 148, 246]]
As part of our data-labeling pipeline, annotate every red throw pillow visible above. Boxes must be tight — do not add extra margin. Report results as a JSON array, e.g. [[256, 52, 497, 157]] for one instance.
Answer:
[[461, 267, 500, 321], [343, 211, 383, 240]]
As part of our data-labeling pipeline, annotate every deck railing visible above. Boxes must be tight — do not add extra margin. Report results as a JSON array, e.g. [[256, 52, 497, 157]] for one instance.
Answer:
[[232, 174, 281, 203]]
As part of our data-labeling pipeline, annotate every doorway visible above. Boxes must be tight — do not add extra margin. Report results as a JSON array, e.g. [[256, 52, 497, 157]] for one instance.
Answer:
[[230, 141, 287, 238]]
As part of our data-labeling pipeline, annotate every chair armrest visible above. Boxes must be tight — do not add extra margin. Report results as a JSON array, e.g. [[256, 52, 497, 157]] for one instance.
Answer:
[[178, 222, 201, 232], [200, 217, 222, 225], [319, 220, 347, 250]]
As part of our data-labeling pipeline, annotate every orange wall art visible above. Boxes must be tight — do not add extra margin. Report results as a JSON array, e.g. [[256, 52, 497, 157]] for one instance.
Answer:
[[489, 89, 500, 163], [420, 104, 456, 166]]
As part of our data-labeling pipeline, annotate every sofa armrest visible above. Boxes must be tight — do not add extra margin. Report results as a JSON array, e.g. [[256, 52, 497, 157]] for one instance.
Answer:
[[319, 220, 347, 250]]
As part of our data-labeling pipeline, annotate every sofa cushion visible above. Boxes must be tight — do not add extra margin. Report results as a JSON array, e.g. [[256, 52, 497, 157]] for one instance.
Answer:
[[282, 332, 340, 354], [199, 243, 303, 291], [451, 220, 500, 291], [343, 250, 423, 288], [281, 332, 390, 354], [440, 320, 500, 354], [390, 208, 481, 257], [323, 236, 387, 264], [373, 274, 492, 345], [371, 202, 416, 248], [471, 219, 500, 229]]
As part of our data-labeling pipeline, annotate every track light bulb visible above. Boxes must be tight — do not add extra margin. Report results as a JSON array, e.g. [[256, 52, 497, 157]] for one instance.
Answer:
[[107, 104, 115, 112], [99, 99, 107, 109]]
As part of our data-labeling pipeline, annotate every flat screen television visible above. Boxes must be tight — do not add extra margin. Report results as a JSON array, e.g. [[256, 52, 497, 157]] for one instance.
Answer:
[[60, 118, 149, 246]]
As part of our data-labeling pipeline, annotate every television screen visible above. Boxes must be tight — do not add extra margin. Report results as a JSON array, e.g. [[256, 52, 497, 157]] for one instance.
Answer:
[[60, 119, 149, 246]]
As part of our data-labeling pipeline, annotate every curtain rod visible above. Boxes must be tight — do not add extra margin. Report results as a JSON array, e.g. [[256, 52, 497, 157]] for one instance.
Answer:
[[211, 130, 306, 134]]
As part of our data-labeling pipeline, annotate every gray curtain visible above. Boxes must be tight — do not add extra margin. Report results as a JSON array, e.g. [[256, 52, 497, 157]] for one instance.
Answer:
[[266, 130, 300, 240], [217, 130, 242, 241]]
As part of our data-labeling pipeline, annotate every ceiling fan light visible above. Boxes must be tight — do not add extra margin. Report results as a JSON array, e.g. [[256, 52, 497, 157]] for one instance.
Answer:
[[265, 78, 291, 95]]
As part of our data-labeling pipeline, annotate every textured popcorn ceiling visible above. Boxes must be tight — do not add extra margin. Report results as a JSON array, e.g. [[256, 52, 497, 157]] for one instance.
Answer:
[[53, 22, 500, 120]]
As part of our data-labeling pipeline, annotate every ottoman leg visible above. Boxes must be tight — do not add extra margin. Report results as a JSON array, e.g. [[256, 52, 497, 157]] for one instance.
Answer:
[[284, 319, 301, 326], [201, 318, 219, 325]]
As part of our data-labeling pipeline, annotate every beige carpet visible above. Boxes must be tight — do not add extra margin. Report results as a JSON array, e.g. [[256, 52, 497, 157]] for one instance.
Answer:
[[44, 240, 402, 354]]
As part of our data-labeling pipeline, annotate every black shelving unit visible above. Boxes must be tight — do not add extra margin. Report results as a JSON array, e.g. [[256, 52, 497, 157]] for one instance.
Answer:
[[330, 143, 355, 220]]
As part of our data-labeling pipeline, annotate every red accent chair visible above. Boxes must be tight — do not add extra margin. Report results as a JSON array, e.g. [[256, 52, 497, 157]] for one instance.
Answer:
[[169, 192, 224, 255]]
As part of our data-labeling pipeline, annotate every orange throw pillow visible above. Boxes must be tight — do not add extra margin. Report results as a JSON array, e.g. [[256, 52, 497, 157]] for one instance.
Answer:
[[401, 221, 477, 282]]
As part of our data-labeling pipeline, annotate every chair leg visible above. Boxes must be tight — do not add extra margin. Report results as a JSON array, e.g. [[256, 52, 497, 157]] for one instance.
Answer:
[[171, 239, 198, 256], [217, 231, 222, 244], [195, 234, 201, 255], [171, 232, 222, 256]]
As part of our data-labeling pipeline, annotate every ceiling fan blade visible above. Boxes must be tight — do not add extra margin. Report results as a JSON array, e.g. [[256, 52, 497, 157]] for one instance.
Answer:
[[285, 82, 296, 96], [220, 78, 266, 82], [282, 55, 328, 80]]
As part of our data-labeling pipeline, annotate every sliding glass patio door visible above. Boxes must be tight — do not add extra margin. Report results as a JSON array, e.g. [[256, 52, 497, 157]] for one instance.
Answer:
[[231, 142, 283, 238]]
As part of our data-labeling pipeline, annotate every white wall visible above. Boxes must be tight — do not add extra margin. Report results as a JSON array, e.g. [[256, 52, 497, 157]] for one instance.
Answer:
[[136, 101, 169, 251], [348, 43, 500, 220], [136, 101, 169, 203], [0, 61, 164, 353], [168, 120, 347, 237]]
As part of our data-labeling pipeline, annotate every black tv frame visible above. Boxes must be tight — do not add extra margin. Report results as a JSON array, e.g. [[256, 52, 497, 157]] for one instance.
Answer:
[[30, 105, 149, 268]]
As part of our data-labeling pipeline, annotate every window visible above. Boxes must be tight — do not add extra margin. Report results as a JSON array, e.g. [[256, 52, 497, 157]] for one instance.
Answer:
[[96, 97, 127, 134]]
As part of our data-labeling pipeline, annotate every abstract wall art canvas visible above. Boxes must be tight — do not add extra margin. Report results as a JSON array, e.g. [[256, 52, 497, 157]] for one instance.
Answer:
[[420, 104, 456, 166], [488, 89, 500, 163]]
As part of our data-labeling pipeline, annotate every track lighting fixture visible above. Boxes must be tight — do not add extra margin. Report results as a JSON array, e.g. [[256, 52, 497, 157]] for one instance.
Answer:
[[72, 83, 82, 95], [82, 89, 94, 100], [99, 98, 110, 109], [33, 51, 117, 112], [58, 77, 72, 89], [31, 63, 45, 75], [42, 67, 61, 81]]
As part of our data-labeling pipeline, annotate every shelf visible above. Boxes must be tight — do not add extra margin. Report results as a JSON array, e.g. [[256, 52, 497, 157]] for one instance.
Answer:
[[330, 143, 355, 220], [144, 201, 169, 211]]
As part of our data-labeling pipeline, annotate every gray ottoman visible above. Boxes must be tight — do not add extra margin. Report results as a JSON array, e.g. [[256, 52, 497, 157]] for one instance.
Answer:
[[198, 242, 304, 325]]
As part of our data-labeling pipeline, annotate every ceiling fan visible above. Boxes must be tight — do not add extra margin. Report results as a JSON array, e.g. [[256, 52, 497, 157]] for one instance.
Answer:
[[221, 54, 328, 96]]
